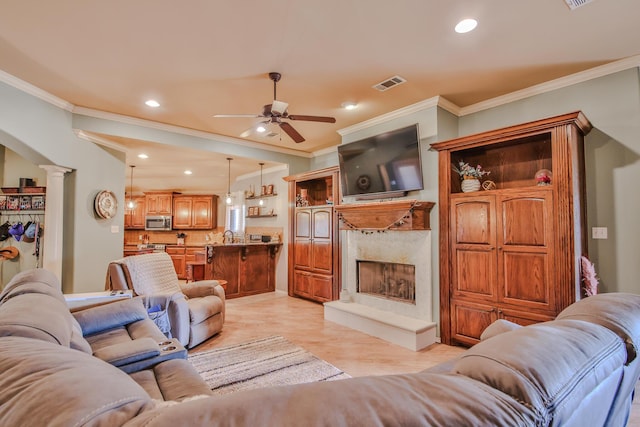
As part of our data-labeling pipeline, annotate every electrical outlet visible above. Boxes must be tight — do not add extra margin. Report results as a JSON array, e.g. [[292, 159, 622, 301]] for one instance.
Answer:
[[592, 227, 608, 239]]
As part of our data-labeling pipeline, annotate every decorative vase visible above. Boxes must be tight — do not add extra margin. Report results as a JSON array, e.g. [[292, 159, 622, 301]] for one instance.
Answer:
[[461, 177, 481, 193]]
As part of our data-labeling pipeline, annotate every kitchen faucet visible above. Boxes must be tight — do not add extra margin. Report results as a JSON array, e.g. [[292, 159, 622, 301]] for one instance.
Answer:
[[223, 229, 234, 244]]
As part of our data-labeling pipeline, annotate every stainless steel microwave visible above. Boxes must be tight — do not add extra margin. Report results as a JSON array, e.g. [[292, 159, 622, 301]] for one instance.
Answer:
[[145, 215, 172, 231]]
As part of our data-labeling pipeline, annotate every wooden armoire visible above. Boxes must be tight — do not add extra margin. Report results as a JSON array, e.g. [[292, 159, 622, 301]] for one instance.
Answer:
[[431, 111, 592, 346], [283, 166, 341, 303]]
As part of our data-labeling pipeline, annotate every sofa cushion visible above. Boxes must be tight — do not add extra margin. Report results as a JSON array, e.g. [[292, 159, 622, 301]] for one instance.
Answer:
[[0, 268, 65, 304], [557, 292, 640, 364], [0, 336, 152, 426], [130, 358, 214, 402], [0, 292, 73, 346], [93, 337, 162, 367], [480, 318, 522, 341], [73, 297, 149, 336], [188, 295, 223, 324], [454, 319, 626, 425]]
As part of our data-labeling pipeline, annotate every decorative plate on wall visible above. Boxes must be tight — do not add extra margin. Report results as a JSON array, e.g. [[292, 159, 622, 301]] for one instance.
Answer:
[[94, 190, 117, 219]]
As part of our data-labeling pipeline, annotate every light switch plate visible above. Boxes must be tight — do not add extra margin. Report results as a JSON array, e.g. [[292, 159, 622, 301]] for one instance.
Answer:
[[592, 227, 608, 239]]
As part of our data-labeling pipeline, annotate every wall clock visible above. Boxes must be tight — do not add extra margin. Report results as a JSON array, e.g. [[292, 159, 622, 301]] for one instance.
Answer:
[[94, 190, 117, 219]]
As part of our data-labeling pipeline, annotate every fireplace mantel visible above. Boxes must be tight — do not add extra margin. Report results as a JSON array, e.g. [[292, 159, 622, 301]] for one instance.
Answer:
[[334, 200, 435, 231]]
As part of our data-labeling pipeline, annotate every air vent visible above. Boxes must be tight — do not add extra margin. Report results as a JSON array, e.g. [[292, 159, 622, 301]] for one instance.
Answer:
[[372, 75, 407, 92], [564, 0, 594, 10]]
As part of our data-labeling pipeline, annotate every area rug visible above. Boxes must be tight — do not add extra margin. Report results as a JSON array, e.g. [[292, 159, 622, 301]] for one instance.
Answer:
[[188, 335, 351, 395]]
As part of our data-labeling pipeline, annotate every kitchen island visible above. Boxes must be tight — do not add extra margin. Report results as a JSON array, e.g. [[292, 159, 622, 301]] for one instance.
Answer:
[[202, 243, 281, 299]]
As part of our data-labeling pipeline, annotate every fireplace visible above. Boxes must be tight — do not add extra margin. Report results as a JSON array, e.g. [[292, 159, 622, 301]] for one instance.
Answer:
[[357, 260, 415, 304]]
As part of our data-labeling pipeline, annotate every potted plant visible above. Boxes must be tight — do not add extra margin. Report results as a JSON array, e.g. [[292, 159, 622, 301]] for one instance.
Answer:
[[176, 232, 186, 245], [453, 161, 490, 192]]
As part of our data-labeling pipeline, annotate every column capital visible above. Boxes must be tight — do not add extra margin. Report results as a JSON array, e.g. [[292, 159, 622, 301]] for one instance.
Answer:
[[39, 165, 73, 176]]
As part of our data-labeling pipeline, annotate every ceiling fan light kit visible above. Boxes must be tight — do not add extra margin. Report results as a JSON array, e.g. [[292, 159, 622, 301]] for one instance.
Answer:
[[214, 72, 336, 143]]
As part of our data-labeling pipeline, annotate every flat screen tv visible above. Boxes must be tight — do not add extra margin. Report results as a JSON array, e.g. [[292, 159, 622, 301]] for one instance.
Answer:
[[338, 124, 423, 199]]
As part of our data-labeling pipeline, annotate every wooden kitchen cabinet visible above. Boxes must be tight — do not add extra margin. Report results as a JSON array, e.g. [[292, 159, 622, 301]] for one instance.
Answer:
[[431, 111, 592, 346], [204, 244, 279, 299], [166, 246, 205, 280], [124, 196, 145, 229], [145, 192, 174, 216], [173, 195, 217, 229], [284, 167, 341, 303]]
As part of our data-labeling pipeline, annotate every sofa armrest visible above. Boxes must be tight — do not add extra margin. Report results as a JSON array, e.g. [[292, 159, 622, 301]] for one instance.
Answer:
[[92, 337, 161, 367], [180, 281, 225, 301], [73, 297, 148, 336]]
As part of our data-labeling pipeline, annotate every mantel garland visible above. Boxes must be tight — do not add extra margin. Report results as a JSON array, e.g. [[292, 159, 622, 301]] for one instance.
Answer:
[[337, 202, 418, 234]]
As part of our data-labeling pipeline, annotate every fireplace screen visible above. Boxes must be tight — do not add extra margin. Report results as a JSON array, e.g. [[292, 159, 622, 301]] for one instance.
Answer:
[[357, 260, 416, 304]]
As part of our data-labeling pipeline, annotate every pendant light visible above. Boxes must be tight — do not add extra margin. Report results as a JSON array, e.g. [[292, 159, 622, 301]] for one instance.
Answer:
[[127, 165, 136, 209], [225, 157, 233, 205], [258, 162, 265, 206]]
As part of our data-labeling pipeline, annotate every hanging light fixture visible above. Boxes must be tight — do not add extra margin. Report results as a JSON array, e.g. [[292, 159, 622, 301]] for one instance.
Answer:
[[225, 157, 233, 205], [258, 162, 265, 206], [127, 165, 136, 209]]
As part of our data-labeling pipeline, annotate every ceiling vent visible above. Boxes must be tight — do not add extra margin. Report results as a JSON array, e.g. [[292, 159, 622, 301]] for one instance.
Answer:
[[564, 0, 594, 10], [372, 75, 407, 92]]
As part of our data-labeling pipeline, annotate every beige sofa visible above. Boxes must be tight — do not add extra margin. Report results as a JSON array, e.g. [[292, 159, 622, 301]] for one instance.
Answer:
[[1, 268, 639, 426]]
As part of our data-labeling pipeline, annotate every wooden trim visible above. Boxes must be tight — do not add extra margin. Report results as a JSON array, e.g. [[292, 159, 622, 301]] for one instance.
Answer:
[[334, 200, 435, 231]]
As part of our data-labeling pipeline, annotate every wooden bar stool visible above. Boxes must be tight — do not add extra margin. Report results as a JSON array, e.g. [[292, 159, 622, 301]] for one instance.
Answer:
[[185, 261, 205, 283]]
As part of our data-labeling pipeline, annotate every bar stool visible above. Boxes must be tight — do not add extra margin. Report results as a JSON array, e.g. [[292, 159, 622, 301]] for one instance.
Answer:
[[185, 261, 205, 283]]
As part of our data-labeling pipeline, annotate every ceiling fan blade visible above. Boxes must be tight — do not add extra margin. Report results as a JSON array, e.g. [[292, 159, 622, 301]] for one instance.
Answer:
[[213, 114, 263, 118], [279, 122, 305, 143], [288, 114, 336, 123]]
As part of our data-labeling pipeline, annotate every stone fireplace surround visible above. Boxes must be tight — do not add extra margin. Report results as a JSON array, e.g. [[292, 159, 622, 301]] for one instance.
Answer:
[[324, 200, 437, 351]]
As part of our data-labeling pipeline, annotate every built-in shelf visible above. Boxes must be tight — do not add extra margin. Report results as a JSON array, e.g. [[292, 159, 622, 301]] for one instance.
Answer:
[[246, 214, 277, 218], [245, 193, 278, 200]]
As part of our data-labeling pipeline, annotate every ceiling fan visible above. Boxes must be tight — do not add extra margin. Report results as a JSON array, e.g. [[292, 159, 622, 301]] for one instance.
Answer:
[[213, 72, 336, 143]]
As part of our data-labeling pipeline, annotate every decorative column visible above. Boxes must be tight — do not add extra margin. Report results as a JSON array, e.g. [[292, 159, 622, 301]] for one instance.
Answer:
[[39, 165, 72, 287]]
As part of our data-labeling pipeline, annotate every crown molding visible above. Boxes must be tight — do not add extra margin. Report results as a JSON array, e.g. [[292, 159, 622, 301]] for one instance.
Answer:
[[0, 69, 74, 111], [459, 54, 640, 116], [337, 96, 457, 136], [72, 106, 312, 158]]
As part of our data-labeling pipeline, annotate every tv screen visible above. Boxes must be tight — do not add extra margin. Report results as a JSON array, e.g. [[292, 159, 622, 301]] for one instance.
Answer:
[[338, 124, 423, 198]]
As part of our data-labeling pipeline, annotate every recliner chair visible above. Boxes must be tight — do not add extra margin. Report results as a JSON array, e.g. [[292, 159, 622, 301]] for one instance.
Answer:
[[106, 252, 225, 348]]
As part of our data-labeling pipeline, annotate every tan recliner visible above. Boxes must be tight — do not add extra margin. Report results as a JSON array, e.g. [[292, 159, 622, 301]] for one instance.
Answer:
[[106, 252, 225, 348]]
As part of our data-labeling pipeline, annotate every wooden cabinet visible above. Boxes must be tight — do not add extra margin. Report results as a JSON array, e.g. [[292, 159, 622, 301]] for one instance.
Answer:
[[166, 246, 205, 280], [173, 195, 217, 229], [431, 111, 592, 346], [284, 167, 341, 303], [165, 246, 186, 279], [124, 196, 145, 229], [204, 244, 279, 299], [145, 192, 174, 216]]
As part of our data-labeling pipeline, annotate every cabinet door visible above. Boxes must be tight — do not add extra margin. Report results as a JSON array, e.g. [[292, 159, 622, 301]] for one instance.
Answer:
[[130, 197, 146, 228], [293, 269, 313, 298], [191, 196, 213, 229], [294, 209, 312, 269], [311, 273, 333, 301], [450, 196, 497, 302], [146, 193, 173, 216], [497, 190, 554, 312], [311, 208, 333, 274], [173, 197, 193, 228], [451, 299, 497, 346]]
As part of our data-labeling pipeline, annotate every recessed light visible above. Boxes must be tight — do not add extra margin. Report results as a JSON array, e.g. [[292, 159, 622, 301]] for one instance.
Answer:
[[137, 153, 148, 159], [184, 170, 192, 175], [341, 102, 358, 110], [455, 18, 478, 34], [145, 100, 160, 108]]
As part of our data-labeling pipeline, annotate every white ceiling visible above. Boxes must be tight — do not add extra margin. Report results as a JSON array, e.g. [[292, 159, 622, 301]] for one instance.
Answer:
[[1, 0, 639, 192]]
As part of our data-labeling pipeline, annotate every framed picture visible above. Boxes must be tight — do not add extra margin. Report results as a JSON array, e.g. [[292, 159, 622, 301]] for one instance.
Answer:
[[266, 184, 274, 195]]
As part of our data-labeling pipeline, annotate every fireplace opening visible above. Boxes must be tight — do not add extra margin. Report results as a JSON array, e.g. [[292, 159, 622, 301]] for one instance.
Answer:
[[357, 260, 416, 304]]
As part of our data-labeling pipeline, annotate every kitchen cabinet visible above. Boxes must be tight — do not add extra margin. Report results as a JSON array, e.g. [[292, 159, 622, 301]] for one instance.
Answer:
[[431, 111, 592, 346], [284, 167, 340, 303], [124, 196, 145, 229], [166, 246, 205, 280], [144, 192, 174, 216], [204, 243, 279, 299], [173, 195, 217, 229]]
